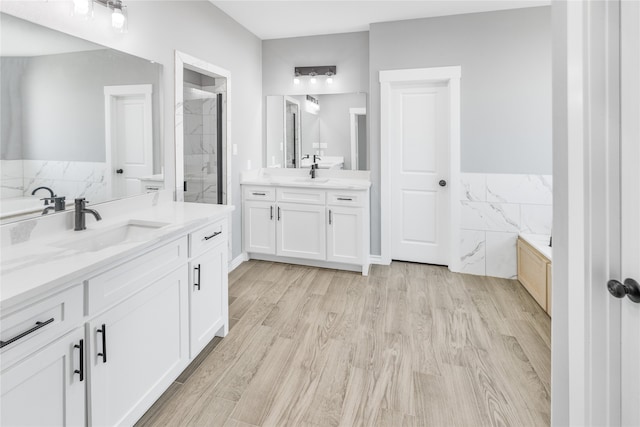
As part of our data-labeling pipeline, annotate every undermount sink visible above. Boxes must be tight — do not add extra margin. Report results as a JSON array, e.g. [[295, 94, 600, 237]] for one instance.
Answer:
[[293, 178, 331, 184], [54, 220, 170, 252]]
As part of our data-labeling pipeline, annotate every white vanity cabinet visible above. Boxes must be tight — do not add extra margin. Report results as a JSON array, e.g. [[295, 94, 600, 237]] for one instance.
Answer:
[[1, 327, 86, 427], [188, 220, 228, 357], [242, 183, 370, 274], [88, 266, 188, 426], [0, 205, 231, 426]]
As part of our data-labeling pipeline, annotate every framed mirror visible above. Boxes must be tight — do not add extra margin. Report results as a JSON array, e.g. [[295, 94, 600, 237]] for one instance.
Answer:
[[265, 92, 367, 170], [0, 13, 163, 223]]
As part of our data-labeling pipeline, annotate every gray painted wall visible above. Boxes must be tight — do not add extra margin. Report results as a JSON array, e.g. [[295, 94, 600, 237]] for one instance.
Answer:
[[0, 58, 26, 160], [19, 49, 161, 162], [2, 0, 263, 260], [368, 6, 551, 254]]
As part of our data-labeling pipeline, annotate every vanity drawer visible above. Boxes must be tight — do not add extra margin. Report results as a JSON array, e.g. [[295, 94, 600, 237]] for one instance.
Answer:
[[244, 186, 276, 201], [0, 285, 83, 368], [327, 190, 366, 207], [277, 188, 326, 205], [86, 236, 188, 315], [190, 218, 227, 257]]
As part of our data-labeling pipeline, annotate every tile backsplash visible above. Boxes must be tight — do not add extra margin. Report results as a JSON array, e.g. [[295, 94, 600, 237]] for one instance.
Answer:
[[459, 173, 552, 279]]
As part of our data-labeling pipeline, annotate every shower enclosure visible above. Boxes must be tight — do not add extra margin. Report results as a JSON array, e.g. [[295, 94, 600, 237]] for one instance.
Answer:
[[183, 68, 226, 204]]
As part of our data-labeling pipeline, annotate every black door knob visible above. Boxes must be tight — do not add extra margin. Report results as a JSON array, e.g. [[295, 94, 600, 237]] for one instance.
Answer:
[[116, 169, 124, 174], [607, 278, 640, 303], [439, 180, 447, 187]]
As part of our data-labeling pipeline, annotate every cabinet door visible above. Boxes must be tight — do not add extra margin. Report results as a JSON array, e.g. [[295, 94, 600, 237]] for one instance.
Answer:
[[89, 266, 188, 427], [1, 327, 85, 427], [327, 206, 363, 264], [244, 200, 276, 254], [190, 242, 228, 357], [277, 202, 326, 260]]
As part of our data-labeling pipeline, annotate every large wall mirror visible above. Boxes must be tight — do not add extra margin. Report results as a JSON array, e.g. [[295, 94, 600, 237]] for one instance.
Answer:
[[265, 92, 367, 170], [0, 13, 163, 223]]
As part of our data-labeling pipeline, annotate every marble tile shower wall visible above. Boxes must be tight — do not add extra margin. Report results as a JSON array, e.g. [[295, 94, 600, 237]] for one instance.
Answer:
[[459, 173, 552, 279], [1, 159, 107, 201], [183, 94, 218, 203]]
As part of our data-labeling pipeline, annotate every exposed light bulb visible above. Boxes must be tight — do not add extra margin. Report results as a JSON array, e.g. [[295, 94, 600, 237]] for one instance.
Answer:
[[112, 8, 125, 29], [293, 77, 300, 85], [310, 76, 317, 84], [326, 76, 333, 84], [72, 0, 93, 18]]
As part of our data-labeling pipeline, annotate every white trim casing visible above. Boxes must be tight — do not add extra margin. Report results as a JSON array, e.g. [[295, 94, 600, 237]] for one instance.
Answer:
[[174, 51, 233, 258], [349, 107, 366, 171], [379, 66, 461, 272], [229, 253, 248, 273]]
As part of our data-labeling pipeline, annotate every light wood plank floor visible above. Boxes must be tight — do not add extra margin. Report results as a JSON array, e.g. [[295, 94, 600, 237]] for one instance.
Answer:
[[137, 260, 551, 427]]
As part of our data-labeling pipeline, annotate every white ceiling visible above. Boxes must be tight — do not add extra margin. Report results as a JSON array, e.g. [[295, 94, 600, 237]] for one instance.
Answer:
[[211, 0, 551, 40], [0, 13, 103, 57]]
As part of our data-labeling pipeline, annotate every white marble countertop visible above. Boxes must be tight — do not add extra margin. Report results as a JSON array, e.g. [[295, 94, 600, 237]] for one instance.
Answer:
[[240, 169, 371, 190], [0, 202, 234, 310], [519, 233, 552, 261]]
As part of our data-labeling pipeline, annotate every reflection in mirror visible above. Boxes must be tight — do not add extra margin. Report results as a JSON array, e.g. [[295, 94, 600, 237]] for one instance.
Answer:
[[0, 13, 163, 223], [265, 93, 367, 171]]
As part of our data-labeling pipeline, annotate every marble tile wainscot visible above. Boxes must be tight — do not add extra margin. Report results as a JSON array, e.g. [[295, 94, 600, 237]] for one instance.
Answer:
[[459, 173, 552, 279]]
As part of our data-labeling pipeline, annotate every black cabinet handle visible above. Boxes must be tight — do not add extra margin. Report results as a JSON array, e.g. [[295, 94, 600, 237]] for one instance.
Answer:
[[194, 264, 201, 291], [204, 231, 222, 241], [97, 324, 107, 363], [0, 318, 54, 349], [337, 197, 353, 201], [270, 205, 274, 220], [74, 339, 84, 381], [252, 192, 266, 196], [277, 207, 281, 221], [329, 209, 333, 225]]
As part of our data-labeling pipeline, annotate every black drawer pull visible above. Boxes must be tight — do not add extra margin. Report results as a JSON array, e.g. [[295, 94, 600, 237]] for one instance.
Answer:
[[270, 205, 274, 220], [0, 318, 55, 349], [74, 339, 84, 381], [194, 264, 201, 290], [252, 192, 266, 196], [204, 231, 222, 241], [337, 197, 353, 201], [97, 324, 107, 363]]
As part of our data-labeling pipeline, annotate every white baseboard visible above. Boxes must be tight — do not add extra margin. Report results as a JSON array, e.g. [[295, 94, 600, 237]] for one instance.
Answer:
[[369, 255, 387, 265], [229, 253, 248, 272]]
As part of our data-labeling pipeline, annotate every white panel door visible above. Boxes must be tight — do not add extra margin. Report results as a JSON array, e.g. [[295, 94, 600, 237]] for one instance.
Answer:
[[244, 200, 276, 254], [1, 328, 85, 427], [327, 206, 362, 264], [105, 85, 153, 198], [189, 243, 227, 357], [620, 2, 640, 424], [390, 83, 450, 265], [277, 202, 326, 260], [89, 266, 187, 426]]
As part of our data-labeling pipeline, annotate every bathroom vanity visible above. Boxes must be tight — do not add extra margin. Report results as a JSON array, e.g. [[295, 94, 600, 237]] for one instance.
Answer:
[[241, 169, 371, 275], [0, 194, 233, 426]]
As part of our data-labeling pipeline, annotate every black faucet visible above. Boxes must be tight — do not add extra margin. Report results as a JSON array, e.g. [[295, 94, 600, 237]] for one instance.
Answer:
[[41, 196, 66, 215], [309, 163, 319, 179], [74, 198, 102, 231], [32, 186, 55, 205]]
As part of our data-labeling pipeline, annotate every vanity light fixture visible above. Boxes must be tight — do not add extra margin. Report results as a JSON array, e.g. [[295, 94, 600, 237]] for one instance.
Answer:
[[71, 0, 128, 32], [294, 66, 337, 85]]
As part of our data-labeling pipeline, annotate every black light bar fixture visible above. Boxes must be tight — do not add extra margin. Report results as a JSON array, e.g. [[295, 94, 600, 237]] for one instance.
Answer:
[[294, 66, 337, 85]]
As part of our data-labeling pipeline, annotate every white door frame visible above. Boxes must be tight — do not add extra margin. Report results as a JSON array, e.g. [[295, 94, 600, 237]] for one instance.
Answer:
[[104, 84, 153, 198], [350, 107, 366, 171], [174, 51, 233, 255], [283, 95, 301, 168], [380, 66, 461, 270], [551, 1, 622, 425]]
